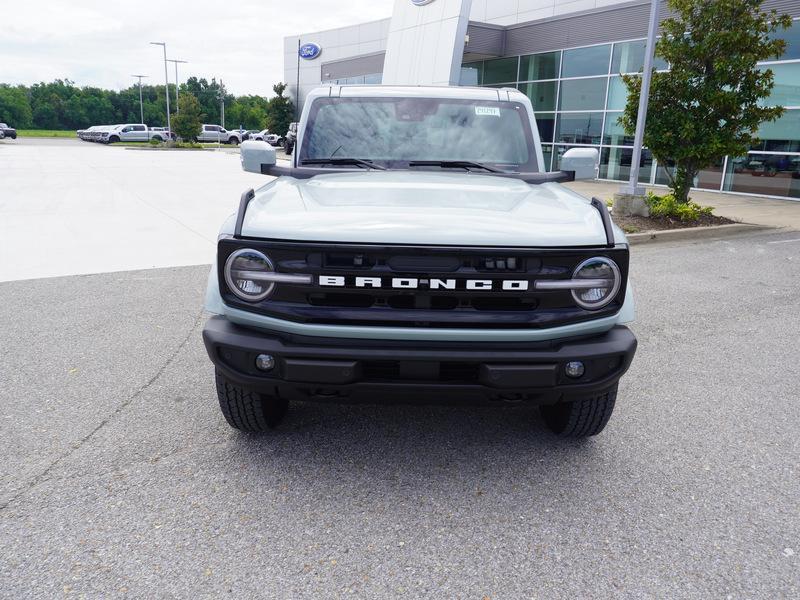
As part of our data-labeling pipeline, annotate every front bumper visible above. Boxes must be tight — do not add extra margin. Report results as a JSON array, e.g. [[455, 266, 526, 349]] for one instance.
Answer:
[[202, 316, 637, 405]]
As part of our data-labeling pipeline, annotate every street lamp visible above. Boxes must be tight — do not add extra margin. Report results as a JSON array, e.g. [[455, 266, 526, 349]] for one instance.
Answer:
[[131, 74, 148, 124], [167, 59, 188, 113], [619, 0, 660, 196], [149, 42, 171, 134], [219, 78, 225, 129]]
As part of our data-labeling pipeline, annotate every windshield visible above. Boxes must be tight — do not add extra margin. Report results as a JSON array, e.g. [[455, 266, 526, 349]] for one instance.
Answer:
[[299, 97, 537, 172]]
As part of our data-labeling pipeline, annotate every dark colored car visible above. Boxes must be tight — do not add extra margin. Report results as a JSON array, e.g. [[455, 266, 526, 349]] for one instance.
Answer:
[[0, 123, 17, 139]]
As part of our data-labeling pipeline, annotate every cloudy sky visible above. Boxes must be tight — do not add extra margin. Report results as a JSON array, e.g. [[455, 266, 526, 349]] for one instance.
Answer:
[[0, 0, 395, 96]]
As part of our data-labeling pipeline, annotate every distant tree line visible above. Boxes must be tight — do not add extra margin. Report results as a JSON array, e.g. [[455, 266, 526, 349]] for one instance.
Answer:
[[0, 78, 294, 135]]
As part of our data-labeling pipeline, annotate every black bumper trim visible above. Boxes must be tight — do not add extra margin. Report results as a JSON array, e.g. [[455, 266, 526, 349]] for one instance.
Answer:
[[202, 316, 637, 405]]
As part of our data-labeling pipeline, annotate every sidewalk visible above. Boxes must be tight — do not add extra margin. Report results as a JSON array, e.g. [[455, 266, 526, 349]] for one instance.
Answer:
[[565, 180, 800, 230]]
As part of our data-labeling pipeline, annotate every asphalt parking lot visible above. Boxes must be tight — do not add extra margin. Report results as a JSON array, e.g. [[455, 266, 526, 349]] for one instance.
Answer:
[[1, 225, 798, 597]]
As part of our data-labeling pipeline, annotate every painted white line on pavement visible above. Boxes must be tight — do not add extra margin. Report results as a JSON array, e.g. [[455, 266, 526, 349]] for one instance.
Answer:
[[767, 238, 800, 244]]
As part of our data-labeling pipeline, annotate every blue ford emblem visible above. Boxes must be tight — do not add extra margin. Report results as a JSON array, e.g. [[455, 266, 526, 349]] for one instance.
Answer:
[[299, 42, 322, 60]]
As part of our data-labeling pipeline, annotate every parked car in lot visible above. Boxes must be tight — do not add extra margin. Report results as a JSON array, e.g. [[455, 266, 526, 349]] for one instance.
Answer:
[[198, 124, 242, 144], [246, 129, 283, 146], [150, 127, 176, 140], [102, 124, 173, 144], [204, 85, 636, 438], [78, 124, 171, 143], [78, 125, 112, 142], [0, 123, 17, 139], [241, 130, 261, 141]]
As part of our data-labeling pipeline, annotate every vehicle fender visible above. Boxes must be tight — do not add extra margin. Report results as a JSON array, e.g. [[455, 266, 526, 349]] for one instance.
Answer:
[[618, 280, 635, 324], [204, 259, 225, 315], [205, 213, 237, 314]]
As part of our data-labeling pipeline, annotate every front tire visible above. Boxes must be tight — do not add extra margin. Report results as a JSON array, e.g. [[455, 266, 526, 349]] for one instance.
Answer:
[[540, 384, 618, 438], [107, 135, 120, 144], [214, 370, 288, 432]]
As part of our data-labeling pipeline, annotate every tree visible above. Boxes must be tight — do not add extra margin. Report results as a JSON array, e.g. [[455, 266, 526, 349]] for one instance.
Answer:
[[0, 85, 33, 128], [264, 83, 294, 137], [620, 0, 792, 203], [171, 93, 203, 141]]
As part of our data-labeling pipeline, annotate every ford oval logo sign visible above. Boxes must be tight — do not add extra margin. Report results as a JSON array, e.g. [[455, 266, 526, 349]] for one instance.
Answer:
[[299, 43, 322, 60]]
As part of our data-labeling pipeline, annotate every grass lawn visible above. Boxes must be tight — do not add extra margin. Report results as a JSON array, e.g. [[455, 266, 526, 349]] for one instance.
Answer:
[[18, 129, 76, 138]]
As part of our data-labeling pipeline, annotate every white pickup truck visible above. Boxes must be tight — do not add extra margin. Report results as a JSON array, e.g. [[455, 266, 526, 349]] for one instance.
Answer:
[[198, 124, 242, 145], [97, 124, 173, 144]]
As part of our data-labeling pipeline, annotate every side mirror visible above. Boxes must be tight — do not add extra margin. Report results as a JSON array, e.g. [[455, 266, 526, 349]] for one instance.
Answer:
[[561, 148, 599, 181], [240, 140, 277, 174]]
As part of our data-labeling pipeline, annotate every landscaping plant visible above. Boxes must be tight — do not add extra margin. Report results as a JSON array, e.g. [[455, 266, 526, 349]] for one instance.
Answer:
[[620, 0, 792, 204], [170, 93, 203, 142]]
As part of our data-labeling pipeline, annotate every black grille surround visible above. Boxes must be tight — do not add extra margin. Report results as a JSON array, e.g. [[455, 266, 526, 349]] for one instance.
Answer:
[[218, 237, 630, 330]]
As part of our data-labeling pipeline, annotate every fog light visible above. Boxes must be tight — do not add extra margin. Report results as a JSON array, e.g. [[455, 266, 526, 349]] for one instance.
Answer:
[[255, 354, 275, 371], [565, 361, 585, 378]]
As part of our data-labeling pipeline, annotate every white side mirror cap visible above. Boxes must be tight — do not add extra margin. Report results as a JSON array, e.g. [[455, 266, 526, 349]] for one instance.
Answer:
[[240, 141, 277, 174], [561, 148, 599, 180]]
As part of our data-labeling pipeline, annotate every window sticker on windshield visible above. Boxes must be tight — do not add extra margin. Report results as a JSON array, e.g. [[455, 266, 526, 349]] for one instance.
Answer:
[[475, 106, 501, 117]]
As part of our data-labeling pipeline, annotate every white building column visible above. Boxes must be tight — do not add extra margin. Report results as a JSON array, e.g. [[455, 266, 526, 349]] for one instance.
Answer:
[[382, 0, 473, 86]]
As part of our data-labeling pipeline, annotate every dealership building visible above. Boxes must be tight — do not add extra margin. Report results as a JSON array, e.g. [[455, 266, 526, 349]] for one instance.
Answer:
[[285, 0, 800, 200]]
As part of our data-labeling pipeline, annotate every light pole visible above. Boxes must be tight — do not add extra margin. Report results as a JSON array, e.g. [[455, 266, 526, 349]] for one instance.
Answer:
[[219, 79, 225, 129], [131, 75, 148, 124], [619, 0, 659, 196], [149, 42, 171, 133], [167, 59, 188, 113]]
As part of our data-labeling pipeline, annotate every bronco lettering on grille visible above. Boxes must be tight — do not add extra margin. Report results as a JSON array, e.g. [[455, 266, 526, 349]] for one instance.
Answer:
[[318, 276, 530, 291]]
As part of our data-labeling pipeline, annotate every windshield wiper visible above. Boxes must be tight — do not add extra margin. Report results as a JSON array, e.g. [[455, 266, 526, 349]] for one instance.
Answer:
[[301, 158, 386, 170], [408, 160, 505, 173]]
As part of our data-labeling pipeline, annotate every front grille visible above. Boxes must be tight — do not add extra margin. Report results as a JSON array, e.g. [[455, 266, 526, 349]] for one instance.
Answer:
[[219, 239, 629, 329]]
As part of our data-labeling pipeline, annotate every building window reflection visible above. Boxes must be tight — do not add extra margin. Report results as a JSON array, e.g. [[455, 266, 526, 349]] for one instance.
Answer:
[[462, 25, 800, 200]]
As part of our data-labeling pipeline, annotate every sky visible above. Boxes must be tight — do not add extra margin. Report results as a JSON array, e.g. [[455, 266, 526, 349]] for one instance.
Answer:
[[0, 0, 395, 97]]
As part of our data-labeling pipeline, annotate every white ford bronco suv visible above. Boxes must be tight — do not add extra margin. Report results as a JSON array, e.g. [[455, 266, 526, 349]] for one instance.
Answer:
[[203, 85, 637, 438]]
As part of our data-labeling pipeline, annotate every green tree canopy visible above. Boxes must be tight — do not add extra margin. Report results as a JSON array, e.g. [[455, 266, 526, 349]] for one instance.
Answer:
[[0, 77, 292, 134], [621, 0, 792, 202], [0, 84, 33, 128], [171, 93, 204, 141], [264, 83, 295, 138]]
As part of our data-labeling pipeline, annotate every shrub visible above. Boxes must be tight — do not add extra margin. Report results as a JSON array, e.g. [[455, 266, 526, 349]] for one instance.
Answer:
[[171, 93, 203, 142], [645, 192, 713, 222]]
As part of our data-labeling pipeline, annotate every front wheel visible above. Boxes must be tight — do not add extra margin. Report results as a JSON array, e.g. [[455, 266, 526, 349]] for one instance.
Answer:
[[107, 135, 120, 144], [284, 140, 294, 155], [214, 370, 288, 432], [540, 384, 618, 438]]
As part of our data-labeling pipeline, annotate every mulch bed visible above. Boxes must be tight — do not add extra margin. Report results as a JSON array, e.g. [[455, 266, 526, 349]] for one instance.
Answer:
[[613, 212, 736, 233]]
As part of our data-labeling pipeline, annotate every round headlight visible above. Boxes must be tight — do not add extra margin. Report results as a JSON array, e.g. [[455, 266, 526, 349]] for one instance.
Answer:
[[224, 248, 276, 302], [571, 257, 621, 310]]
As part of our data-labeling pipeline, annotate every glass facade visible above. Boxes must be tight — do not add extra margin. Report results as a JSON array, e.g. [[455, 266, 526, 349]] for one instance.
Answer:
[[321, 73, 382, 85], [460, 19, 800, 200]]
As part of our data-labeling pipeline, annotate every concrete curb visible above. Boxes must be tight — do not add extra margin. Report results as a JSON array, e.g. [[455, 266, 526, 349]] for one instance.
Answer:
[[627, 223, 776, 245]]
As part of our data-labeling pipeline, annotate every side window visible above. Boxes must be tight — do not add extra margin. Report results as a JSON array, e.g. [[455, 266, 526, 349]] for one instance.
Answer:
[[133, 125, 146, 131], [121, 126, 131, 133]]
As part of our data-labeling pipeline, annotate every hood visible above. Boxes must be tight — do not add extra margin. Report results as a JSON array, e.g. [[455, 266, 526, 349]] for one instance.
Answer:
[[241, 171, 614, 247]]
